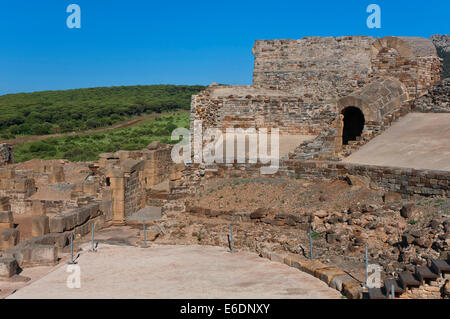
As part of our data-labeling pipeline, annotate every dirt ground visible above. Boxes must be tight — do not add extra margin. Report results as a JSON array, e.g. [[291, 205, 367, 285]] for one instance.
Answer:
[[189, 176, 384, 214], [6, 243, 341, 299], [343, 113, 450, 171]]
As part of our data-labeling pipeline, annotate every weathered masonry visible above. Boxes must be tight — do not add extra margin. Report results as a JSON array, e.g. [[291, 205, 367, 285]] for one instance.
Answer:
[[191, 36, 441, 153]]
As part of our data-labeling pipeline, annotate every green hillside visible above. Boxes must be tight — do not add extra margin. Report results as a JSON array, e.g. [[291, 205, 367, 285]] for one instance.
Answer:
[[0, 85, 205, 138], [14, 112, 189, 163]]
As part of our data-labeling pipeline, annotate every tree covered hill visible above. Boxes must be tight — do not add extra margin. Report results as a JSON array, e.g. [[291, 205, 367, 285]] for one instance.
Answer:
[[0, 85, 205, 138]]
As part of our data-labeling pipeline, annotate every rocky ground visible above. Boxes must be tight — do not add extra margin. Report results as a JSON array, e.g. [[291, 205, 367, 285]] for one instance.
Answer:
[[152, 177, 449, 282]]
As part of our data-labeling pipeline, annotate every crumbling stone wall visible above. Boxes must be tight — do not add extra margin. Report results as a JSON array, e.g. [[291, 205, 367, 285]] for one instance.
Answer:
[[286, 160, 450, 197], [0, 168, 36, 214], [175, 158, 449, 199], [191, 85, 335, 134], [252, 36, 374, 98], [124, 168, 143, 217], [99, 145, 176, 224], [371, 37, 441, 98], [191, 36, 441, 141], [0, 144, 13, 166], [412, 78, 450, 112]]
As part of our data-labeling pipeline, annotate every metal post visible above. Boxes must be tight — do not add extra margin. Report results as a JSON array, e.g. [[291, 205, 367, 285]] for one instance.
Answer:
[[67, 232, 75, 264], [365, 245, 369, 287], [143, 220, 147, 247], [90, 223, 95, 252], [391, 284, 395, 299], [309, 226, 313, 261], [230, 223, 234, 252]]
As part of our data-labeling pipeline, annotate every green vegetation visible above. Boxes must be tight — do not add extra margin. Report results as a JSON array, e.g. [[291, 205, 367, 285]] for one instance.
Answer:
[[311, 231, 321, 239], [0, 85, 204, 138], [13, 112, 189, 163]]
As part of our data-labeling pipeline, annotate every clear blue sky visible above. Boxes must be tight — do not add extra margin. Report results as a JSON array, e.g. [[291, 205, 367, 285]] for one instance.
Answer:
[[0, 0, 448, 95]]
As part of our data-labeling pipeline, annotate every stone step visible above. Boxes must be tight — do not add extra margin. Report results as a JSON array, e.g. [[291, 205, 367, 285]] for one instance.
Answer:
[[415, 266, 439, 284], [368, 287, 387, 299], [383, 278, 404, 295], [430, 259, 450, 275], [399, 271, 421, 289]]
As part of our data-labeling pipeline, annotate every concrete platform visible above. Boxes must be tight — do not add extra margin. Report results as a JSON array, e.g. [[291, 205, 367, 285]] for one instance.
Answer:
[[6, 244, 341, 299], [343, 113, 450, 171]]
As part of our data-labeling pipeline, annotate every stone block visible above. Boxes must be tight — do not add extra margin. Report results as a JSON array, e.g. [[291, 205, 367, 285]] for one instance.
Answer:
[[140, 230, 160, 242], [0, 222, 13, 230], [32, 233, 69, 248], [99, 200, 113, 222], [0, 211, 13, 223], [342, 280, 363, 299], [0, 228, 19, 251], [0, 257, 18, 278], [31, 215, 50, 237], [300, 260, 327, 276], [270, 252, 286, 264], [10, 244, 57, 267], [314, 267, 347, 285], [147, 141, 160, 150], [329, 275, 355, 291], [49, 216, 65, 233], [383, 191, 402, 203], [31, 200, 46, 216]]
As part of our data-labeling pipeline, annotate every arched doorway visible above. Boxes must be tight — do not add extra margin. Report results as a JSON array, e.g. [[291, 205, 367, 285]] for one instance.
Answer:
[[341, 107, 365, 145]]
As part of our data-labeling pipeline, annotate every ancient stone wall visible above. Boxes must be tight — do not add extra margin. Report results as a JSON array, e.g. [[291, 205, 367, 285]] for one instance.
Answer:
[[0, 168, 36, 214], [287, 160, 449, 197], [191, 86, 336, 134], [141, 145, 173, 188], [124, 169, 143, 218], [252, 36, 374, 98], [175, 159, 449, 199], [371, 50, 441, 98], [0, 144, 13, 166], [412, 78, 450, 112], [99, 145, 176, 223], [191, 36, 441, 140]]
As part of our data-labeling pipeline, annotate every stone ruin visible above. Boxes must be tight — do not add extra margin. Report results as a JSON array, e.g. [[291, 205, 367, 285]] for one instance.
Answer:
[[191, 36, 441, 160], [0, 35, 449, 299]]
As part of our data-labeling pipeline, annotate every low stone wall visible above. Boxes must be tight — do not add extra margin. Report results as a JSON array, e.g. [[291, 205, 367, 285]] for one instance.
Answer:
[[174, 159, 449, 199], [0, 168, 36, 214], [286, 160, 449, 197], [190, 85, 336, 135]]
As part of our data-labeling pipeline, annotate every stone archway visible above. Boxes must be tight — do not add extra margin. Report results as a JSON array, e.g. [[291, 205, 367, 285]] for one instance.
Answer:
[[341, 107, 365, 145]]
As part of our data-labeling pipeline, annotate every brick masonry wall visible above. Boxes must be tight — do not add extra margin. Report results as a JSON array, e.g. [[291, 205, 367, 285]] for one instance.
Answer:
[[285, 160, 449, 197], [371, 49, 441, 98], [175, 160, 449, 199], [412, 78, 450, 112], [124, 169, 143, 217], [252, 36, 374, 98]]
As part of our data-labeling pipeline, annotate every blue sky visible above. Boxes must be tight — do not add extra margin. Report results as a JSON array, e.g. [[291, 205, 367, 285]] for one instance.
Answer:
[[0, 0, 448, 95]]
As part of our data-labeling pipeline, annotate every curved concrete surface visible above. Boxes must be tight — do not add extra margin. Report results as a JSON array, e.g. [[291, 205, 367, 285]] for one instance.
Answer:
[[7, 245, 340, 299], [343, 113, 450, 171]]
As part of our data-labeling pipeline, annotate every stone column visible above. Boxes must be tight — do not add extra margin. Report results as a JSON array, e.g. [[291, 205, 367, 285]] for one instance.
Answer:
[[107, 169, 126, 225]]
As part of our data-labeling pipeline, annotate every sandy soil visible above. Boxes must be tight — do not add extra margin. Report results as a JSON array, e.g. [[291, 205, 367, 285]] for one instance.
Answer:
[[190, 177, 382, 214], [6, 244, 341, 299], [344, 113, 450, 171]]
